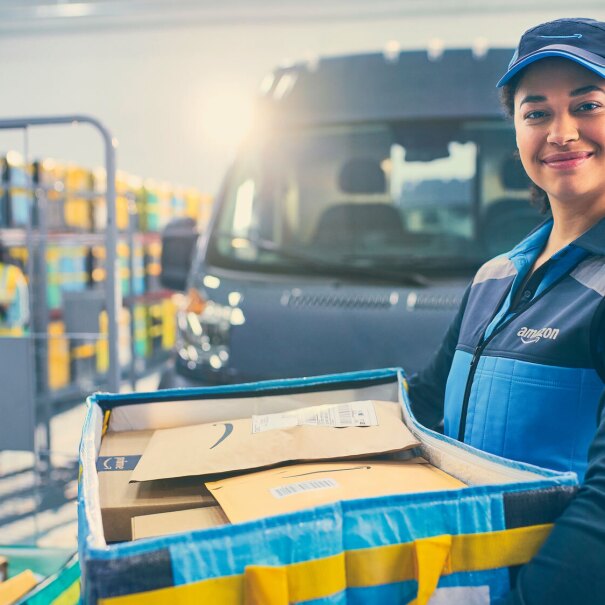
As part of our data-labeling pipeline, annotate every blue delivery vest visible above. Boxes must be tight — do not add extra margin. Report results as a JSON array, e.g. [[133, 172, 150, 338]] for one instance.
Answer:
[[444, 218, 605, 480]]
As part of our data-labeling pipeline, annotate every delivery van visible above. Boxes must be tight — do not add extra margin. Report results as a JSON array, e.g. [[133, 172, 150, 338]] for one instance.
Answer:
[[159, 47, 543, 388]]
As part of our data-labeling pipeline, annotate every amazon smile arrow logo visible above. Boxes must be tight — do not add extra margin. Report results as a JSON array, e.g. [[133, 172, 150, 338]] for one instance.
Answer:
[[210, 423, 234, 449], [517, 326, 559, 344]]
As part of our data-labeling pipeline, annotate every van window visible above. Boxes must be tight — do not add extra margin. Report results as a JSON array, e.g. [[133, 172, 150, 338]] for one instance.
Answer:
[[207, 120, 535, 276], [389, 140, 476, 240]]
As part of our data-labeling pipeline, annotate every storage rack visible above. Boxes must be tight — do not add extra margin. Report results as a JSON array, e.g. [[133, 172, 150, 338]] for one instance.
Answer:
[[12, 173, 205, 400], [0, 116, 212, 459], [28, 168, 179, 397], [0, 115, 119, 459]]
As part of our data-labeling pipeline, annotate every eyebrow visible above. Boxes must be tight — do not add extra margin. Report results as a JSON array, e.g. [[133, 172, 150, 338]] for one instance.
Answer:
[[519, 85, 605, 106], [519, 94, 545, 106], [570, 84, 604, 96]]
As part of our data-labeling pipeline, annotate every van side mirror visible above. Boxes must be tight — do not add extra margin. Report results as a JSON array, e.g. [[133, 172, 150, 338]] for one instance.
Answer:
[[160, 217, 199, 291]]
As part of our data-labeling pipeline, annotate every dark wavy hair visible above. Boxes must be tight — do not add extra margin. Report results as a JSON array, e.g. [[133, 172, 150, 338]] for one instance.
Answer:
[[499, 72, 551, 214]]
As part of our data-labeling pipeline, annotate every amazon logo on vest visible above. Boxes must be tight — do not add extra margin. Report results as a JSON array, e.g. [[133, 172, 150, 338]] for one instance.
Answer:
[[517, 326, 560, 345]]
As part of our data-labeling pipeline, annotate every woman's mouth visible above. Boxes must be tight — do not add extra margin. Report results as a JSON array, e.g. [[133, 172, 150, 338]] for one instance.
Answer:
[[541, 151, 594, 170]]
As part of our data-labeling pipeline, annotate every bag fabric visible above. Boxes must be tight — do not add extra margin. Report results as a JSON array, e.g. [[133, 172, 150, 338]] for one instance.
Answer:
[[78, 368, 578, 605], [15, 553, 80, 605]]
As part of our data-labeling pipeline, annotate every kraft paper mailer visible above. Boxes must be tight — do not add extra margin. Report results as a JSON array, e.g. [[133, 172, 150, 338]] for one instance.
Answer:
[[206, 459, 466, 523], [130, 400, 421, 483]]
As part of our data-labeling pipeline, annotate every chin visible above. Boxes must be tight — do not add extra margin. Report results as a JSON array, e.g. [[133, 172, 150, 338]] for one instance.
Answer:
[[545, 186, 602, 207]]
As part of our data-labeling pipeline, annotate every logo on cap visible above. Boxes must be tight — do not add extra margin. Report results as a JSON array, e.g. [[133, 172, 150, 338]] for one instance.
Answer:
[[538, 34, 583, 39]]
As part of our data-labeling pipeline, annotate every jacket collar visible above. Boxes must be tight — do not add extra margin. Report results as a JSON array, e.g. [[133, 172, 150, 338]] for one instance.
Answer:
[[508, 218, 552, 260], [574, 217, 605, 255], [508, 215, 605, 259]]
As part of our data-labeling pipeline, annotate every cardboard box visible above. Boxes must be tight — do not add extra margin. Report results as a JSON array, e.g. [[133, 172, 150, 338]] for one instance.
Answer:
[[98, 430, 216, 542], [131, 400, 421, 483], [79, 369, 579, 605], [132, 506, 229, 540], [206, 459, 466, 523]]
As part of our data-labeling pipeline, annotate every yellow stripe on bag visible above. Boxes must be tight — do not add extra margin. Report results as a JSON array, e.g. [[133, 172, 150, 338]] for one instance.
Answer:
[[50, 579, 81, 605], [244, 566, 288, 605], [287, 553, 345, 601], [99, 554, 346, 605], [411, 535, 453, 605], [100, 524, 552, 605], [347, 523, 553, 587], [449, 523, 552, 572]]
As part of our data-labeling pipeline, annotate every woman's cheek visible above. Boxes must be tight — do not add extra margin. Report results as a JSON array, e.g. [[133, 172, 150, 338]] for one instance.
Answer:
[[517, 148, 536, 180]]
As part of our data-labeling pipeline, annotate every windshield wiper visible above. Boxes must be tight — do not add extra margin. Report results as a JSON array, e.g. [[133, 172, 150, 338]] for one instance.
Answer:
[[213, 233, 429, 287], [342, 253, 482, 271]]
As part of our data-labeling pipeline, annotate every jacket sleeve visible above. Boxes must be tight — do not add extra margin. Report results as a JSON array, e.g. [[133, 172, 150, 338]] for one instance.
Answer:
[[406, 284, 470, 430], [504, 394, 605, 605]]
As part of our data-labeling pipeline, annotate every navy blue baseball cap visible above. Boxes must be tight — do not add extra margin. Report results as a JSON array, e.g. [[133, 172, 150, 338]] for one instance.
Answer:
[[497, 18, 605, 87]]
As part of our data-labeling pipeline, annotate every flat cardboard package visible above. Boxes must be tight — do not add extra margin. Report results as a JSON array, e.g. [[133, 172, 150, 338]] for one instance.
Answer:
[[206, 459, 466, 523], [0, 570, 37, 605], [132, 507, 229, 540], [98, 430, 216, 542], [131, 400, 421, 483]]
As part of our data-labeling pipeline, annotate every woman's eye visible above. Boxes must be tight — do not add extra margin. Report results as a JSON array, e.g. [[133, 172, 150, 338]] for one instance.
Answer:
[[576, 102, 600, 112], [524, 110, 546, 120]]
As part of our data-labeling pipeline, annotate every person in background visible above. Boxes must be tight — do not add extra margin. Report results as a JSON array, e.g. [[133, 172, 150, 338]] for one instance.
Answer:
[[0, 240, 29, 335], [408, 18, 605, 603]]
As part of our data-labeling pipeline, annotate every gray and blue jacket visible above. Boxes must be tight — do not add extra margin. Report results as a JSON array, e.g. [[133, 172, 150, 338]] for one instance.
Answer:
[[410, 216, 605, 481]]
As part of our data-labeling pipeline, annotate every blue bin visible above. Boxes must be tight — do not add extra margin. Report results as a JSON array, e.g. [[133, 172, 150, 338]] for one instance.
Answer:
[[78, 368, 577, 605]]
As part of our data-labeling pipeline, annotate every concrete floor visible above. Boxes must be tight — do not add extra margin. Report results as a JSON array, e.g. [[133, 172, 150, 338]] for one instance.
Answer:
[[0, 373, 159, 549]]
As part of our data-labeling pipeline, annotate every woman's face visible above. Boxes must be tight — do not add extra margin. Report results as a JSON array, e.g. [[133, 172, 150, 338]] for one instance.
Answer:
[[514, 58, 605, 210]]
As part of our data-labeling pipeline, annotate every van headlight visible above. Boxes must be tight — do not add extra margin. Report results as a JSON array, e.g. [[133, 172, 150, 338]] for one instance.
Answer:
[[176, 287, 244, 371]]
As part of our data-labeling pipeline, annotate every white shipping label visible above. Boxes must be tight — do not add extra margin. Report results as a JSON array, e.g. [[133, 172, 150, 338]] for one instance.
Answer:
[[251, 412, 298, 433], [426, 586, 490, 605], [251, 401, 378, 434], [270, 478, 339, 499]]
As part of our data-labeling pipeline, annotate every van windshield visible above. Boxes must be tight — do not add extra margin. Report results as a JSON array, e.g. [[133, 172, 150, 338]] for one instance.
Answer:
[[207, 120, 542, 276]]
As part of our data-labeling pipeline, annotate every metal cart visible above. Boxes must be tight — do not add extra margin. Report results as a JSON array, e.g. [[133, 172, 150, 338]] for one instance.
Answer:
[[0, 114, 118, 605]]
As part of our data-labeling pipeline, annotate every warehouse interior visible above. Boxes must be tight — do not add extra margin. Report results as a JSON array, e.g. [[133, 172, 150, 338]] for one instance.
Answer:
[[1, 1, 605, 603]]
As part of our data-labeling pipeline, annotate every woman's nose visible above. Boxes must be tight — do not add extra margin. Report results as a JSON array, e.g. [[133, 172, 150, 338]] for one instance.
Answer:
[[546, 114, 580, 146]]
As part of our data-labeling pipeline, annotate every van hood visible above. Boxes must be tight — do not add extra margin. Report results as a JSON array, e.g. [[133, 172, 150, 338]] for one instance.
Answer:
[[174, 271, 465, 385]]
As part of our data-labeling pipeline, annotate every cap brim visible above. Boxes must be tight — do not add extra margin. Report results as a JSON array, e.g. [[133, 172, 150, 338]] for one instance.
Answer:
[[497, 45, 605, 87]]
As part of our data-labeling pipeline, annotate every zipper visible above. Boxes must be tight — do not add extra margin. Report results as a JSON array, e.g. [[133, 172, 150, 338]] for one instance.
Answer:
[[457, 340, 487, 441], [455, 244, 594, 443], [419, 419, 549, 482], [456, 281, 514, 442], [455, 260, 571, 443], [456, 310, 522, 442]]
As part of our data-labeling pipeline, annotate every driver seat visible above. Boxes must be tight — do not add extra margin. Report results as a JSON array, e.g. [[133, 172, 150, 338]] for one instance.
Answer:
[[311, 157, 406, 248], [312, 202, 406, 248]]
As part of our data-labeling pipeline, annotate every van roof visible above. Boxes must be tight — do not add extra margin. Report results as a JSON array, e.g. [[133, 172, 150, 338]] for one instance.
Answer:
[[257, 48, 514, 126]]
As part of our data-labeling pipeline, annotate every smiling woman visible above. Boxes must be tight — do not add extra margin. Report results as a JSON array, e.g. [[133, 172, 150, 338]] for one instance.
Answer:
[[407, 17, 605, 605], [514, 61, 605, 243]]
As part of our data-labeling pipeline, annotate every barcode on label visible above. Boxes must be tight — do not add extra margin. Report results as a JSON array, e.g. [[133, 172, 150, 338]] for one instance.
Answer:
[[252, 401, 378, 432], [270, 478, 339, 499], [337, 405, 353, 425]]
